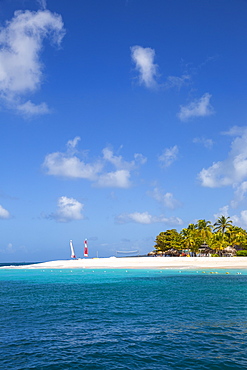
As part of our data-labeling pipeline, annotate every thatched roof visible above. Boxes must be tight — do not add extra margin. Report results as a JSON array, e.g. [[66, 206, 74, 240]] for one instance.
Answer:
[[147, 251, 156, 256], [199, 244, 213, 252], [223, 246, 236, 253], [164, 248, 180, 256], [157, 250, 165, 255]]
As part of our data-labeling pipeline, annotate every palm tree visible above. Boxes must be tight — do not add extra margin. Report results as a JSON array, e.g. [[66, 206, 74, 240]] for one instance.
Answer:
[[209, 231, 228, 254], [196, 219, 212, 241], [181, 224, 200, 255], [213, 215, 232, 234], [225, 226, 247, 248]]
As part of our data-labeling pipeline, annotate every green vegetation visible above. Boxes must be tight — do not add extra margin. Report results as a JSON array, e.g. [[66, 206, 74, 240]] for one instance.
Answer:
[[154, 229, 183, 251], [153, 216, 247, 255], [236, 250, 247, 257]]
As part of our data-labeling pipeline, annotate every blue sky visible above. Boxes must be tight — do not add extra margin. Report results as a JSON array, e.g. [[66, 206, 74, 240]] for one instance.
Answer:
[[1, 0, 247, 262]]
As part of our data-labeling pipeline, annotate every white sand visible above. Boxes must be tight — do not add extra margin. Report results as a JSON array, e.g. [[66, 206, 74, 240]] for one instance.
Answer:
[[5, 256, 247, 270]]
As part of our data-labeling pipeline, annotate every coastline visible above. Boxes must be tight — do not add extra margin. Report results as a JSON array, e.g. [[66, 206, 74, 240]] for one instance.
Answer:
[[2, 256, 247, 270]]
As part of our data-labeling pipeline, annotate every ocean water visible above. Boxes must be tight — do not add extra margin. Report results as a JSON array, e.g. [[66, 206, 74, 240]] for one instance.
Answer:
[[0, 268, 247, 370]]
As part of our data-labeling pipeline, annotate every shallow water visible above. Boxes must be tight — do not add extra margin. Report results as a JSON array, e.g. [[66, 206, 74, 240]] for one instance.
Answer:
[[0, 268, 247, 369]]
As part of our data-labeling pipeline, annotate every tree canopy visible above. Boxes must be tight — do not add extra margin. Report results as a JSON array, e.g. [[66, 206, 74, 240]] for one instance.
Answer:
[[154, 229, 184, 251], [153, 216, 247, 254]]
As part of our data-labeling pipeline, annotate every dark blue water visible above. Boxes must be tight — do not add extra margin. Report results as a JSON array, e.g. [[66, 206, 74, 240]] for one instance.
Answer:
[[0, 268, 247, 369]]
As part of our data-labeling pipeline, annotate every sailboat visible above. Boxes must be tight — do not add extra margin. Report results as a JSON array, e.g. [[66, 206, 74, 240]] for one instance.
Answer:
[[84, 239, 88, 257], [70, 240, 76, 259]]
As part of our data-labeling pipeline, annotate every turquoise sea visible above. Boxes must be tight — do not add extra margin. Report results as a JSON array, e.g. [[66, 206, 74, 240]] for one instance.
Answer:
[[1, 267, 247, 370]]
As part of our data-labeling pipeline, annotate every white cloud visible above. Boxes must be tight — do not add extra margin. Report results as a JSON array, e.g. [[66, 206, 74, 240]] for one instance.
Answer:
[[0, 9, 65, 115], [50, 196, 84, 223], [37, 0, 47, 9], [131, 45, 158, 88], [118, 212, 156, 224], [165, 74, 190, 90], [116, 211, 183, 225], [232, 210, 247, 227], [198, 127, 247, 188], [221, 126, 246, 137], [158, 145, 178, 168], [213, 205, 230, 220], [43, 138, 146, 188], [213, 205, 247, 228], [96, 170, 131, 188], [177, 93, 214, 121], [0, 204, 10, 219], [223, 209, 247, 228], [134, 153, 147, 165], [43, 137, 102, 179], [131, 45, 191, 91], [16, 100, 51, 116], [43, 152, 102, 180], [193, 137, 214, 149], [96, 148, 146, 188], [231, 182, 247, 208], [102, 147, 135, 170], [151, 188, 181, 209], [67, 136, 81, 151]]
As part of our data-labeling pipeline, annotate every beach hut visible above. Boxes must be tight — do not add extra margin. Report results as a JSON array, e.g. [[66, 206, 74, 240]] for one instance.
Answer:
[[164, 248, 180, 257], [157, 250, 165, 256], [148, 251, 157, 256], [198, 243, 213, 257], [222, 246, 236, 257]]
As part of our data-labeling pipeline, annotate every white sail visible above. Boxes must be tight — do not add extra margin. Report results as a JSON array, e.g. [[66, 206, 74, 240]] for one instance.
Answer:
[[84, 239, 88, 257], [70, 240, 76, 259]]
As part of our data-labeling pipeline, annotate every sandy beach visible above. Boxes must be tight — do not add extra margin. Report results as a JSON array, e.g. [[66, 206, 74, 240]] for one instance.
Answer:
[[4, 256, 247, 270]]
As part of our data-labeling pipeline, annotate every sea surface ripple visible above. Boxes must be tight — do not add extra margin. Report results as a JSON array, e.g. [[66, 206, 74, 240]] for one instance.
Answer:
[[0, 268, 247, 369]]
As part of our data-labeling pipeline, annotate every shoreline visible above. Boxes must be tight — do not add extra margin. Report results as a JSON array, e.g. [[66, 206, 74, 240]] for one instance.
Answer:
[[2, 256, 247, 270]]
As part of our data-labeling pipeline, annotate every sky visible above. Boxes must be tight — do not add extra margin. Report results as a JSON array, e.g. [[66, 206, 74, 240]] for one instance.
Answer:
[[1, 0, 247, 262]]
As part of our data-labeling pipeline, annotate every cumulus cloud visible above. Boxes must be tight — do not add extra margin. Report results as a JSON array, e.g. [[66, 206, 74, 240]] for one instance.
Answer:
[[0, 8, 65, 115], [131, 45, 159, 88], [213, 205, 230, 220], [43, 151, 102, 180], [231, 182, 247, 208], [43, 137, 146, 188], [231, 210, 247, 227], [102, 147, 146, 170], [96, 170, 131, 188], [213, 205, 246, 227], [150, 188, 181, 209], [116, 211, 183, 225], [0, 204, 10, 219], [158, 145, 178, 168], [50, 196, 84, 223], [193, 137, 214, 149], [131, 45, 192, 91], [177, 93, 214, 121], [213, 204, 247, 228], [214, 205, 247, 228], [198, 126, 247, 188]]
